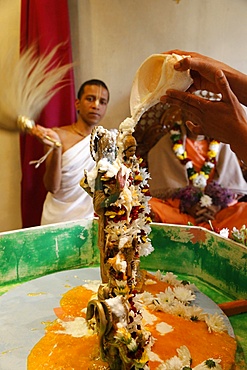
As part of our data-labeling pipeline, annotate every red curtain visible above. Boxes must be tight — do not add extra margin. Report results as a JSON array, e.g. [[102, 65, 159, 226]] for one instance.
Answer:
[[20, 0, 76, 228]]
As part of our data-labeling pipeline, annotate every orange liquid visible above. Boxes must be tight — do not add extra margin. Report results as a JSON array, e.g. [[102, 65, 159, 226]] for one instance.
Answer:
[[28, 278, 236, 370]]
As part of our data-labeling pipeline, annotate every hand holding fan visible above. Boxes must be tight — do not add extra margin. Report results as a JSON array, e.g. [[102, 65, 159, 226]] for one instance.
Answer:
[[0, 43, 73, 147]]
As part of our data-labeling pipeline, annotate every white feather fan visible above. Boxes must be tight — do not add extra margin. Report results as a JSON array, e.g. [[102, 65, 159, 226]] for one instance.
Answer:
[[0, 44, 73, 132]]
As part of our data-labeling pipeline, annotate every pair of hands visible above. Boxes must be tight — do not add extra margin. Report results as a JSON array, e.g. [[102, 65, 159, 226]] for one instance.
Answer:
[[161, 50, 247, 162], [184, 202, 221, 224]]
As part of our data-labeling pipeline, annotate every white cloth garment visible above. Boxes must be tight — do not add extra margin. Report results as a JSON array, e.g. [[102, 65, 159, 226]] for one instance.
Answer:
[[148, 130, 247, 200], [41, 136, 95, 225]]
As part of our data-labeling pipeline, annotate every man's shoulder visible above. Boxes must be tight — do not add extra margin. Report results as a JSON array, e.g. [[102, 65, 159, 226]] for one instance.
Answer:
[[54, 124, 71, 131], [54, 125, 73, 137], [53, 125, 75, 148]]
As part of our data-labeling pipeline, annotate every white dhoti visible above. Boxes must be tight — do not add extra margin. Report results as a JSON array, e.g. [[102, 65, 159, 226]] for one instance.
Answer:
[[41, 136, 95, 225]]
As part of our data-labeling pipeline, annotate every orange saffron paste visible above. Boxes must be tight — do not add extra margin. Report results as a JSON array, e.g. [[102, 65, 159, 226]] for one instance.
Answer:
[[27, 277, 236, 370]]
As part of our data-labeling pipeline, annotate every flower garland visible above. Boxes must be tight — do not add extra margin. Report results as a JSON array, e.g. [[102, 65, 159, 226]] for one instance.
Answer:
[[173, 181, 235, 213], [170, 122, 220, 190], [170, 123, 235, 211]]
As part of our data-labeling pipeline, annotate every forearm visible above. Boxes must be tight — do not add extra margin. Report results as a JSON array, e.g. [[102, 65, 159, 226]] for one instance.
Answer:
[[43, 146, 62, 193], [224, 68, 247, 106], [230, 125, 247, 164]]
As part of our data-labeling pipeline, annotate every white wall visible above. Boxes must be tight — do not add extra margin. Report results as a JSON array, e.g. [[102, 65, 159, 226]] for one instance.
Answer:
[[0, 0, 22, 232], [1, 0, 247, 231], [69, 0, 247, 129]]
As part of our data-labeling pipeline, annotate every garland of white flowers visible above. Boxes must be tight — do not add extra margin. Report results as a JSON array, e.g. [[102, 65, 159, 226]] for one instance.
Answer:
[[170, 122, 220, 190]]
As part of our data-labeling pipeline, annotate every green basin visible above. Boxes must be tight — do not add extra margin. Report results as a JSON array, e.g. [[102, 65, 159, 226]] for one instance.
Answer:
[[0, 219, 246, 365]]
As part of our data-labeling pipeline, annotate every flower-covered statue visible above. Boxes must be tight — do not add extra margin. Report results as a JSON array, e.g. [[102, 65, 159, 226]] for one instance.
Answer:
[[80, 119, 153, 369]]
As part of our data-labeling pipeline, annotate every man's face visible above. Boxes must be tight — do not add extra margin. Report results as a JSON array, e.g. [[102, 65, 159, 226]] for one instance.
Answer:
[[75, 84, 109, 126]]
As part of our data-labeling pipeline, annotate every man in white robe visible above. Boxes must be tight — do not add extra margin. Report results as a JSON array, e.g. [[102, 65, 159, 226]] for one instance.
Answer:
[[32, 79, 109, 225]]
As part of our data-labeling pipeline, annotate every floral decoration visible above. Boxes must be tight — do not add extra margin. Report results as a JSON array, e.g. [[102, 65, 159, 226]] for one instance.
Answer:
[[84, 121, 154, 368], [138, 271, 226, 369], [170, 123, 219, 190], [84, 119, 231, 369], [173, 181, 234, 213], [205, 181, 235, 207], [231, 224, 247, 245]]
